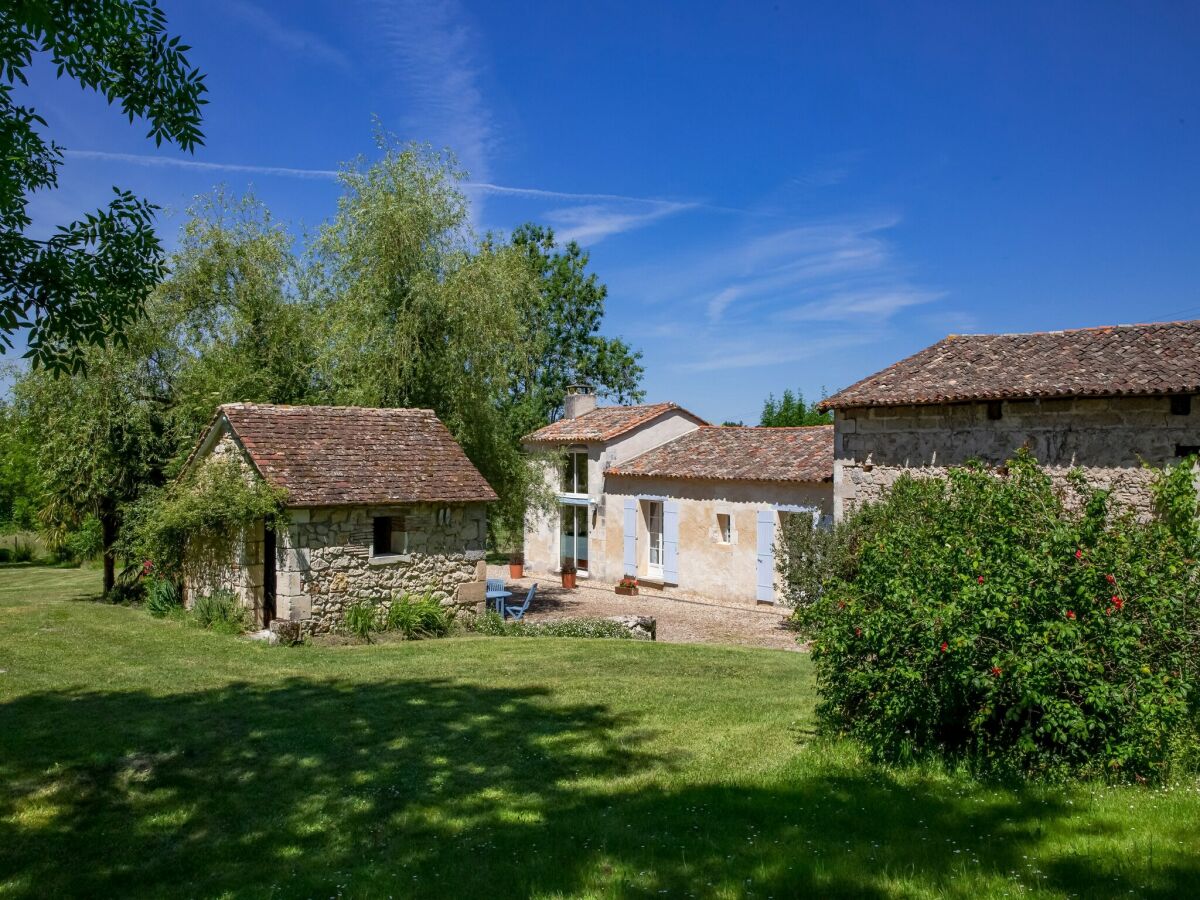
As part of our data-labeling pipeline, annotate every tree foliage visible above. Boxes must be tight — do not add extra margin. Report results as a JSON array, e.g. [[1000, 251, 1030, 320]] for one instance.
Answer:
[[502, 223, 644, 439], [5, 136, 641, 570], [0, 0, 206, 372], [759, 388, 831, 426], [784, 452, 1200, 783]]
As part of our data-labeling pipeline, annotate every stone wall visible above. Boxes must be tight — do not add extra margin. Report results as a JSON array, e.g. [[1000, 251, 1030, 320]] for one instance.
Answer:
[[183, 519, 266, 623], [274, 503, 489, 634], [833, 395, 1200, 520], [182, 432, 267, 624]]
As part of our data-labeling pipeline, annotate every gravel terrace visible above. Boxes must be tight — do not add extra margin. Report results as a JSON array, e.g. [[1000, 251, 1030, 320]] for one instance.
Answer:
[[486, 566, 802, 651]]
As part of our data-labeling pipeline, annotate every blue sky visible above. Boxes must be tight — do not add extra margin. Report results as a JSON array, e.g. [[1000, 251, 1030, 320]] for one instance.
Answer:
[[14, 0, 1200, 424]]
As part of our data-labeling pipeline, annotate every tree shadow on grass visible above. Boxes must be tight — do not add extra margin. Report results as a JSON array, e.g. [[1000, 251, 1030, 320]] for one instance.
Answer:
[[1, 679, 1196, 898]]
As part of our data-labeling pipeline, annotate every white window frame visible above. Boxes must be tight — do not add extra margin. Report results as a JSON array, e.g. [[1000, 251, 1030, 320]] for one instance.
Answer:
[[645, 500, 664, 579], [561, 448, 589, 497]]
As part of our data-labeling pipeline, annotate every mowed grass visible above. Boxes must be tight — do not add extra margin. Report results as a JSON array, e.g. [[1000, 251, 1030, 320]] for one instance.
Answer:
[[1, 569, 1197, 899]]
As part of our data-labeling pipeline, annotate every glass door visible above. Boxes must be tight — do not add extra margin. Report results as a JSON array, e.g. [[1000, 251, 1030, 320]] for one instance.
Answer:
[[646, 501, 663, 579], [559, 505, 589, 571]]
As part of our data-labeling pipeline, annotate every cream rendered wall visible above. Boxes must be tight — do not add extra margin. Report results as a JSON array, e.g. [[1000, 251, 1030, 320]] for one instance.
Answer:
[[603, 476, 833, 603], [522, 409, 704, 578]]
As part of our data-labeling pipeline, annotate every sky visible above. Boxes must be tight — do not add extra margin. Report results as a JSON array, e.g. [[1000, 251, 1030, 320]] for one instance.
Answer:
[[12, 0, 1200, 424]]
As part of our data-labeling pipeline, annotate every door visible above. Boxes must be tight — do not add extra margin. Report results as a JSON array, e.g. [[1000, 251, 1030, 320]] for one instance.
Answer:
[[262, 525, 276, 627], [559, 504, 589, 571], [646, 500, 664, 580]]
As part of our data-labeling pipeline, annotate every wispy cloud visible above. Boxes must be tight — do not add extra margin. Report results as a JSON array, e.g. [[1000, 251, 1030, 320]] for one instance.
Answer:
[[364, 0, 494, 184], [778, 288, 942, 322], [544, 200, 697, 245], [224, 0, 351, 69], [63, 149, 341, 180], [62, 150, 700, 226]]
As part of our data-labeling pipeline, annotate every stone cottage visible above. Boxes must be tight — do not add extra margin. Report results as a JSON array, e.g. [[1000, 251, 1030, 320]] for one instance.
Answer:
[[522, 387, 833, 603], [819, 320, 1200, 521], [182, 403, 496, 633]]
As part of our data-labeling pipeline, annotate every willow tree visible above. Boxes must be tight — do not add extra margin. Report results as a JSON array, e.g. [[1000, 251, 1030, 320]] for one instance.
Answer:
[[314, 139, 541, 532]]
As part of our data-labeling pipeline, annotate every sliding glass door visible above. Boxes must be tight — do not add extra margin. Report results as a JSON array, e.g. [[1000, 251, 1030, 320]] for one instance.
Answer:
[[560, 504, 589, 571]]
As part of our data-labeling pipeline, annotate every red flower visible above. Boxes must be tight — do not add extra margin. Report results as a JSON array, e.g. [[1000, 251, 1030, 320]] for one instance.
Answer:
[[990, 666, 1002, 677], [1112, 596, 1124, 611], [977, 575, 985, 584], [940, 641, 949, 653], [1105, 573, 1116, 584], [1066, 610, 1076, 620], [1074, 549, 1083, 560], [141, 559, 153, 574], [855, 628, 862, 637]]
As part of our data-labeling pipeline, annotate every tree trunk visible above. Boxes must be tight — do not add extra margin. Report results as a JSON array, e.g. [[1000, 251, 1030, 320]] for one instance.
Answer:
[[101, 509, 118, 595]]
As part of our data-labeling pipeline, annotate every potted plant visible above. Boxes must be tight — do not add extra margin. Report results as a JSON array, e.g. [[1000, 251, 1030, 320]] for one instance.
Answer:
[[509, 550, 524, 579], [615, 576, 638, 597], [560, 564, 577, 589]]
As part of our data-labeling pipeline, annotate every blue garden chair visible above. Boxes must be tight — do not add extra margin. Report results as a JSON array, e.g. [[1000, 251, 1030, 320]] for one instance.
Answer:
[[503, 583, 537, 621]]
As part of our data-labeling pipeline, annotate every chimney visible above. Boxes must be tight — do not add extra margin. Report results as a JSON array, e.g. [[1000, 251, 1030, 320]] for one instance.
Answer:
[[564, 384, 597, 419]]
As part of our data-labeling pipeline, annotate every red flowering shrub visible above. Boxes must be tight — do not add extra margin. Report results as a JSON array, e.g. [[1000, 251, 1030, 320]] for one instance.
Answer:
[[784, 450, 1200, 783]]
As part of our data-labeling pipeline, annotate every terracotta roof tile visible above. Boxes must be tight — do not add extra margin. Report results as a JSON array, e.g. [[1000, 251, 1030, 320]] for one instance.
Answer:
[[210, 404, 497, 506], [608, 425, 833, 483], [522, 403, 708, 444], [820, 321, 1200, 410]]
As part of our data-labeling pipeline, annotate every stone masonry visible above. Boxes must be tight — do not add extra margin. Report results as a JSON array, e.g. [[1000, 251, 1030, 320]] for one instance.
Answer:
[[275, 503, 489, 634], [833, 395, 1200, 519]]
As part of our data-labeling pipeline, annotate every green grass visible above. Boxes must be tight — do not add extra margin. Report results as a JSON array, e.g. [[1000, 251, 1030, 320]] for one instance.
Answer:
[[1, 569, 1197, 898]]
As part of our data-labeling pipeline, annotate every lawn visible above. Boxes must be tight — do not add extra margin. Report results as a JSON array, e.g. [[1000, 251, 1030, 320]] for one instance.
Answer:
[[1, 569, 1197, 898]]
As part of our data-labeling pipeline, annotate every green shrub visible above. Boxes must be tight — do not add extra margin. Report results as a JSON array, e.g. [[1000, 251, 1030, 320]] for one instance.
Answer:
[[385, 593, 454, 639], [145, 578, 181, 618], [12, 539, 35, 563], [192, 591, 246, 634], [0, 547, 10, 563], [470, 611, 631, 640], [104, 580, 144, 606], [787, 450, 1200, 784], [343, 600, 381, 642], [62, 516, 103, 563]]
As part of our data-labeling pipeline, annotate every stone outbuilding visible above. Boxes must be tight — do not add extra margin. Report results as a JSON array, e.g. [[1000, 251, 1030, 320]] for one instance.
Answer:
[[182, 403, 496, 633], [522, 387, 833, 604], [820, 320, 1200, 520]]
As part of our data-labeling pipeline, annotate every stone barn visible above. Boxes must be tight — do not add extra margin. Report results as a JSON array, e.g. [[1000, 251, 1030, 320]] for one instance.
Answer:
[[820, 320, 1200, 521], [182, 403, 496, 633]]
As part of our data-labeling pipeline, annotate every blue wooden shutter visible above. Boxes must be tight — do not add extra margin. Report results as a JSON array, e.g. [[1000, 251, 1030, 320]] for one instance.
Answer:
[[663, 500, 679, 584], [756, 509, 776, 602], [623, 498, 637, 577]]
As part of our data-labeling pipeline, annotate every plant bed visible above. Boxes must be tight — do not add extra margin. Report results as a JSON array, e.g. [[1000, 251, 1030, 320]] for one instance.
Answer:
[[615, 577, 639, 596]]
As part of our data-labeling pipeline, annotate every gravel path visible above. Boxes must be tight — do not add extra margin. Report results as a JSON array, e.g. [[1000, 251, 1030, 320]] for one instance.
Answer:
[[486, 567, 803, 652]]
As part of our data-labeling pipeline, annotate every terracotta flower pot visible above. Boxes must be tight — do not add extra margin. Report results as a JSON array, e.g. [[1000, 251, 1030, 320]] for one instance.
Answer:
[[509, 562, 524, 579], [561, 571, 577, 589]]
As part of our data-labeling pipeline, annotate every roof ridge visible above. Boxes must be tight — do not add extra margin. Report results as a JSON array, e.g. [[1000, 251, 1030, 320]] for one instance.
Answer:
[[946, 319, 1200, 339]]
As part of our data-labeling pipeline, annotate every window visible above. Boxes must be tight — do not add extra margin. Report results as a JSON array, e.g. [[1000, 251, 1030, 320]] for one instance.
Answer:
[[372, 515, 408, 557], [436, 506, 452, 526], [1175, 444, 1200, 458], [373, 516, 392, 556], [717, 513, 732, 544], [1171, 395, 1192, 416], [987, 400, 1003, 421], [562, 450, 588, 494]]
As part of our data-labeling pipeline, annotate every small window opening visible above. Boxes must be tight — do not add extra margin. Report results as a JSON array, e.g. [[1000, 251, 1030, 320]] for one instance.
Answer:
[[717, 513, 732, 544], [1170, 395, 1192, 416], [437, 506, 452, 526], [986, 400, 1003, 421], [373, 516, 392, 556], [1175, 444, 1200, 458]]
